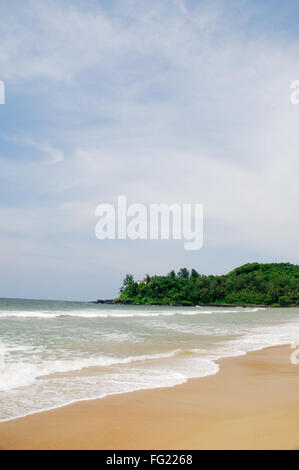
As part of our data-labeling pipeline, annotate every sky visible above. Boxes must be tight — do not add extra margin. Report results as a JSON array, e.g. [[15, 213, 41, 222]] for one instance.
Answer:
[[0, 0, 299, 301]]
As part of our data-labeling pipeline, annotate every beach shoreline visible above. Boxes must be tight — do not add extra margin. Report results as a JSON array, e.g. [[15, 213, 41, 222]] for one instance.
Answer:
[[0, 344, 298, 450]]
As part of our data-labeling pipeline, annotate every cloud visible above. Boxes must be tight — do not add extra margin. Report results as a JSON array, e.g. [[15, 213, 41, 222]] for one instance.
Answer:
[[0, 0, 299, 298], [6, 137, 65, 164], [0, 0, 123, 82]]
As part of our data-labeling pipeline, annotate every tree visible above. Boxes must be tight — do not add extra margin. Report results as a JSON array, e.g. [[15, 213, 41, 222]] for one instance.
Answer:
[[123, 274, 134, 285], [190, 269, 200, 279], [168, 270, 176, 279], [278, 295, 291, 306], [120, 274, 136, 297], [177, 268, 190, 279]]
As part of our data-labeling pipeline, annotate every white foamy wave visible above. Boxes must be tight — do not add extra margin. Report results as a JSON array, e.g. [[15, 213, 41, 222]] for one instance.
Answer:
[[0, 306, 264, 319], [0, 311, 62, 318], [0, 349, 181, 391], [0, 341, 5, 364], [207, 320, 299, 361], [0, 310, 171, 318], [154, 355, 219, 379]]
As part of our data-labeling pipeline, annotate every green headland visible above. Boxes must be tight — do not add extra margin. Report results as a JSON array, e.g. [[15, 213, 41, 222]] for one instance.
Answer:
[[115, 263, 299, 307]]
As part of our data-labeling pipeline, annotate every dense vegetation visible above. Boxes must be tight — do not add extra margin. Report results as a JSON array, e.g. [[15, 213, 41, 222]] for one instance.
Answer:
[[116, 263, 299, 306]]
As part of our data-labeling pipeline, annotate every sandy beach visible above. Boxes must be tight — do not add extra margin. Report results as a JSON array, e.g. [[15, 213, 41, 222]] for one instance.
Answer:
[[0, 344, 298, 450]]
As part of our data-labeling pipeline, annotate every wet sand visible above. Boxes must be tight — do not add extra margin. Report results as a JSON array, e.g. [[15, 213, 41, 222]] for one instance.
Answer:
[[0, 344, 298, 450]]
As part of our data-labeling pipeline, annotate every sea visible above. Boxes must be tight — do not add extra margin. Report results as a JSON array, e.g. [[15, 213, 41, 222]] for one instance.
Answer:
[[0, 298, 298, 422]]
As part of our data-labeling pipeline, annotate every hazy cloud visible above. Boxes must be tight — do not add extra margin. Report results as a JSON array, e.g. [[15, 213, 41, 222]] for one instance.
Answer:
[[0, 0, 298, 299]]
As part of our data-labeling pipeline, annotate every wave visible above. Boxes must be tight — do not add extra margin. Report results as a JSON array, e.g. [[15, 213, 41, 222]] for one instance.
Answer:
[[0, 349, 181, 391], [1, 306, 298, 422], [2, 319, 295, 394], [0, 307, 265, 319]]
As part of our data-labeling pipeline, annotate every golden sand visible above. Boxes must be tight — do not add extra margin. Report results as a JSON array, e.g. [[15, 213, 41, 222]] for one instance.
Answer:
[[0, 345, 298, 450]]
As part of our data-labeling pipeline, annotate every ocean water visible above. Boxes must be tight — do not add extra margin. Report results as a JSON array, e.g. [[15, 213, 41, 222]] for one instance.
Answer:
[[0, 298, 299, 421]]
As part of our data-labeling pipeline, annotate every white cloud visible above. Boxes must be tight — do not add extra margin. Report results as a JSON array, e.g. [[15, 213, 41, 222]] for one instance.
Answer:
[[0, 0, 299, 298]]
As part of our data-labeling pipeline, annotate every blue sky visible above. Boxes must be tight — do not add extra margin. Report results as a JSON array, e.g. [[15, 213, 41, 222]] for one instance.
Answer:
[[0, 0, 299, 300]]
